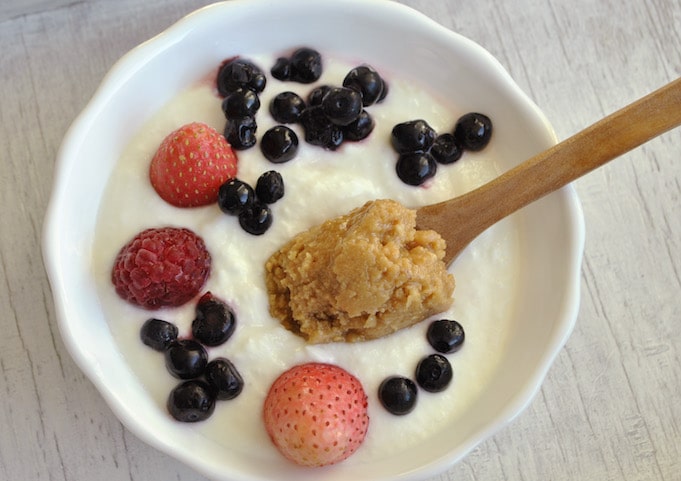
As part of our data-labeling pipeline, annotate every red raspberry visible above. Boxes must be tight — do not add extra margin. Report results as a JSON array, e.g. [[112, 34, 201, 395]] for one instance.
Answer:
[[111, 227, 211, 309]]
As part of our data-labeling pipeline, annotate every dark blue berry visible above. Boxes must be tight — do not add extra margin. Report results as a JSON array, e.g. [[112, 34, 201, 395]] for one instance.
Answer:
[[454, 112, 492, 151], [221, 88, 260, 118], [426, 319, 465, 353], [343, 64, 385, 106], [140, 318, 178, 351], [260, 126, 299, 163], [218, 178, 255, 215], [192, 292, 236, 347], [167, 380, 216, 422], [239, 201, 273, 235], [415, 354, 452, 392], [217, 58, 266, 96], [431, 133, 463, 164], [300, 105, 344, 150], [378, 376, 418, 415], [289, 47, 322, 83], [255, 170, 285, 204], [321, 87, 363, 126], [344, 110, 375, 141], [164, 339, 208, 380], [307, 85, 332, 107], [396, 151, 437, 185], [224, 115, 257, 150], [269, 92, 306, 124], [270, 57, 291, 80], [391, 119, 437, 153], [205, 358, 243, 400]]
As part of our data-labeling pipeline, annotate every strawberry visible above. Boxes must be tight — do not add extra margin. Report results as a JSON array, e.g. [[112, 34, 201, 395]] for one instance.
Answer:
[[150, 122, 238, 207], [263, 362, 369, 467]]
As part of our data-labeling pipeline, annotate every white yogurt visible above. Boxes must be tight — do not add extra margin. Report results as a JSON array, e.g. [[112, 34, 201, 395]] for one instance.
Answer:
[[92, 54, 520, 463]]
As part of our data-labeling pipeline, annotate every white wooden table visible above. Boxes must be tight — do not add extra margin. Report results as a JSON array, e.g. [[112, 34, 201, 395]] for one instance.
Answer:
[[2, 0, 680, 480]]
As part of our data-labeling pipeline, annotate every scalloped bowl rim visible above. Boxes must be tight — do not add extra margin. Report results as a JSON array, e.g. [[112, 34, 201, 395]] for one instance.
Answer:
[[42, 1, 585, 480]]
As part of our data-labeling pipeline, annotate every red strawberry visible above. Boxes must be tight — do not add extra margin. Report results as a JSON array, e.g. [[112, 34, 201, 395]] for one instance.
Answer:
[[150, 122, 237, 207], [111, 227, 211, 309], [263, 363, 369, 467]]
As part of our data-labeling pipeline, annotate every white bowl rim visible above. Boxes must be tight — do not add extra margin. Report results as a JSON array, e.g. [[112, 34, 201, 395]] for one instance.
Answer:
[[42, 0, 586, 480]]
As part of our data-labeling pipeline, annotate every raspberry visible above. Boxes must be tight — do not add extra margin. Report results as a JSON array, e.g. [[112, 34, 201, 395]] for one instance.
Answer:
[[111, 227, 211, 309]]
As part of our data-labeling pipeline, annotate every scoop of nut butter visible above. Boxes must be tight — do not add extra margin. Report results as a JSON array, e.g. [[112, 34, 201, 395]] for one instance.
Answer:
[[265, 199, 454, 343]]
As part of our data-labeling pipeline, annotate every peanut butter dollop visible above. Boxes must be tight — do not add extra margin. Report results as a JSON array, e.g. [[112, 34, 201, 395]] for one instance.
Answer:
[[265, 199, 455, 343]]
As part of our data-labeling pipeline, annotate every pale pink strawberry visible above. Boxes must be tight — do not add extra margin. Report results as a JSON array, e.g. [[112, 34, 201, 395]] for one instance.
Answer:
[[149, 122, 237, 207], [263, 362, 369, 467]]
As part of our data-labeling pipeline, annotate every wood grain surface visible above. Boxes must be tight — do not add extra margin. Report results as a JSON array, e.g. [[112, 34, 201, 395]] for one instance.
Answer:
[[1, 0, 679, 480]]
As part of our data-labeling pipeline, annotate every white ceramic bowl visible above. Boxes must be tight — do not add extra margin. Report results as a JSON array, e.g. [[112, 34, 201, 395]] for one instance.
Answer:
[[43, 0, 584, 480]]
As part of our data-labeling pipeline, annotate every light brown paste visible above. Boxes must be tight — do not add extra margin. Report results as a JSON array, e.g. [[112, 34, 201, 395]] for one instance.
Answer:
[[265, 199, 455, 343]]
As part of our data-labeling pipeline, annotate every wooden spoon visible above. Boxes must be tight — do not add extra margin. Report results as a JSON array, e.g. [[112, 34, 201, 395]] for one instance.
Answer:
[[416, 77, 681, 266]]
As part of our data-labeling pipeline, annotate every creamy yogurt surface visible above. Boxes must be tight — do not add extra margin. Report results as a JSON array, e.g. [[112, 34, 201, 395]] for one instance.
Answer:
[[92, 53, 520, 464]]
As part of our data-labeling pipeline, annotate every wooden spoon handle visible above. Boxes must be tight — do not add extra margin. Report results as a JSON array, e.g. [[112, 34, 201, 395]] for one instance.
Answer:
[[419, 77, 681, 264]]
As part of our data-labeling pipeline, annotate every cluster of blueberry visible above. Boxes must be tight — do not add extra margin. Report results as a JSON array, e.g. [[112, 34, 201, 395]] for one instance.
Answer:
[[269, 47, 388, 154], [285, 65, 387, 151], [217, 57, 267, 150], [140, 292, 243, 422], [215, 48, 389, 235], [378, 319, 465, 415], [390, 113, 493, 185], [217, 47, 386, 157], [217, 171, 284, 236]]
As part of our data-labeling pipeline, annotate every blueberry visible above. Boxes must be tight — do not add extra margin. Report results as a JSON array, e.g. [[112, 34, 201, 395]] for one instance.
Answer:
[[415, 354, 452, 392], [343, 64, 385, 106], [431, 133, 463, 164], [426, 319, 465, 353], [300, 105, 344, 150], [289, 47, 322, 83], [307, 85, 332, 107], [391, 119, 437, 154], [167, 380, 216, 422], [221, 88, 260, 118], [270, 56, 291, 80], [217, 58, 266, 96], [224, 115, 257, 150], [454, 112, 492, 151], [396, 151, 437, 185], [218, 178, 255, 215], [321, 87, 363, 126], [164, 339, 208, 380], [255, 170, 285, 204], [344, 110, 375, 141], [205, 358, 243, 401], [269, 91, 306, 124], [140, 318, 178, 351], [378, 376, 418, 415], [260, 126, 299, 163], [239, 201, 273, 235], [192, 292, 236, 347]]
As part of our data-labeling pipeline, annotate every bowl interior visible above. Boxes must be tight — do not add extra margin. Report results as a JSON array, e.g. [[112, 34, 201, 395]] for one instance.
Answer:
[[43, 1, 584, 480]]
